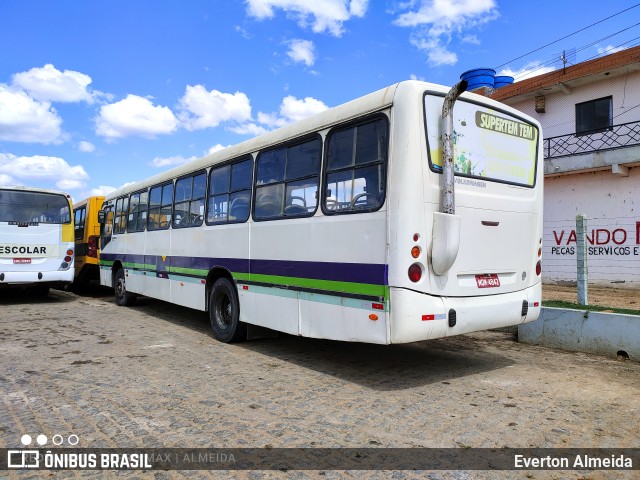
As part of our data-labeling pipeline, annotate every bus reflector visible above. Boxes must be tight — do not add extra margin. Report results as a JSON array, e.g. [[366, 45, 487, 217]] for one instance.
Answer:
[[534, 302, 539, 307], [369, 314, 378, 321], [408, 263, 422, 282], [243, 285, 249, 290], [422, 314, 435, 321], [372, 303, 384, 310]]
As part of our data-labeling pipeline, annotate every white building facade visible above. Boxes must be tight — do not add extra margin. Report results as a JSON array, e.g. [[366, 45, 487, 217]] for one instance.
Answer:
[[487, 46, 640, 289]]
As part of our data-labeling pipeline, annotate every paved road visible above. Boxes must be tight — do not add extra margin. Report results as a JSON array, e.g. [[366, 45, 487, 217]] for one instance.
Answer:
[[1, 288, 638, 478]]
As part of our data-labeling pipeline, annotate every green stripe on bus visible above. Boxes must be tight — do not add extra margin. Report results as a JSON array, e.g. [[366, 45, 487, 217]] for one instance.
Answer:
[[233, 272, 386, 298]]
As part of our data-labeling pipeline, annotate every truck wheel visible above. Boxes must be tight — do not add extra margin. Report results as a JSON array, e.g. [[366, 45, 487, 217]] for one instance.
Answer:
[[114, 268, 137, 306], [209, 278, 246, 342]]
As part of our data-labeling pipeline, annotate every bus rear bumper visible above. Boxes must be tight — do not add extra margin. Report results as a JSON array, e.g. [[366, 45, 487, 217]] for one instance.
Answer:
[[389, 282, 542, 343], [0, 270, 74, 286]]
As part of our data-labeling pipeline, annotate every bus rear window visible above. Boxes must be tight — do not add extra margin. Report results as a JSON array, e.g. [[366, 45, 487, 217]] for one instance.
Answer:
[[424, 93, 539, 187], [0, 189, 71, 223]]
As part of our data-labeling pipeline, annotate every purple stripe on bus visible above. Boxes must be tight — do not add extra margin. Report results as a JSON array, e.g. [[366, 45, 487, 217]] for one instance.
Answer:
[[101, 253, 387, 285]]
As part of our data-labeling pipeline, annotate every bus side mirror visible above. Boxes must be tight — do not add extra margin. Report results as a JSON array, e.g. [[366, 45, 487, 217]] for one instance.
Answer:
[[98, 210, 106, 224]]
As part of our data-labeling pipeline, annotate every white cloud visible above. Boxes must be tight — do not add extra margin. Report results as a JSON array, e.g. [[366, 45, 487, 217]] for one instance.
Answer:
[[0, 174, 16, 185], [498, 62, 556, 82], [77, 140, 95, 153], [597, 45, 626, 56], [228, 122, 268, 136], [245, 0, 368, 36], [208, 144, 230, 154], [12, 64, 95, 103], [287, 39, 316, 66], [178, 85, 252, 131], [96, 94, 179, 139], [0, 84, 63, 144], [258, 95, 329, 129], [88, 185, 118, 197], [0, 153, 89, 190], [150, 155, 198, 168], [393, 0, 498, 66]]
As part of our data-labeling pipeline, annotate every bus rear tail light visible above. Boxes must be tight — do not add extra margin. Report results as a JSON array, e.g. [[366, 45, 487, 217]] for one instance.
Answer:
[[536, 261, 542, 276], [408, 263, 422, 282], [88, 236, 98, 257]]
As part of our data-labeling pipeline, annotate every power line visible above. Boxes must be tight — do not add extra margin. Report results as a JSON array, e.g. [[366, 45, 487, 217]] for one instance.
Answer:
[[494, 3, 640, 69], [511, 29, 640, 81]]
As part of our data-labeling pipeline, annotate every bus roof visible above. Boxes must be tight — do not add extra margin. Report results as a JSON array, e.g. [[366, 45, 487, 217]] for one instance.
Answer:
[[0, 185, 72, 197], [103, 79, 537, 202]]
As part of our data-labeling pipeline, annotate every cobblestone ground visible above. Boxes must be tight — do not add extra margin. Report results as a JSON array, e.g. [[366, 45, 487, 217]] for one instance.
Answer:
[[1, 288, 638, 480]]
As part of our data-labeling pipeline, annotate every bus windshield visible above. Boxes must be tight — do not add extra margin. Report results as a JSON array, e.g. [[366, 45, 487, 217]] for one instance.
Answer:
[[425, 93, 539, 187], [0, 189, 71, 224]]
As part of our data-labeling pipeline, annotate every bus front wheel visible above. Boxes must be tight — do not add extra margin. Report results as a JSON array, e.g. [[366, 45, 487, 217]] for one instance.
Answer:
[[209, 278, 246, 343], [114, 268, 137, 306]]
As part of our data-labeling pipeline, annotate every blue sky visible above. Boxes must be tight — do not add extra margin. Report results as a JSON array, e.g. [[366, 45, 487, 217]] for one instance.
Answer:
[[1, 0, 638, 201]]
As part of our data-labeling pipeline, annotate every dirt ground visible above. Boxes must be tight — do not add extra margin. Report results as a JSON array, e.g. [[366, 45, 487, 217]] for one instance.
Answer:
[[542, 283, 639, 310]]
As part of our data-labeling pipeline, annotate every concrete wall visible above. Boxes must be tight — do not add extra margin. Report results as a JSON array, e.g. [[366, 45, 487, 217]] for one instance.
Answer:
[[519, 307, 640, 361], [543, 168, 640, 287]]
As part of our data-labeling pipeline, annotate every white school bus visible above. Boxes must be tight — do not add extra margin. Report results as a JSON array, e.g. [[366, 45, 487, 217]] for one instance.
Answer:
[[99, 80, 543, 343], [0, 186, 75, 296]]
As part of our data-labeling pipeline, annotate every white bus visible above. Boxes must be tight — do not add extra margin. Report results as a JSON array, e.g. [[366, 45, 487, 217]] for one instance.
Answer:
[[0, 186, 75, 296], [99, 80, 543, 344]]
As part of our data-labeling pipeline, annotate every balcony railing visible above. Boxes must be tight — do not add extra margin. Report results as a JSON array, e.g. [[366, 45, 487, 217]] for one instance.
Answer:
[[543, 120, 640, 159]]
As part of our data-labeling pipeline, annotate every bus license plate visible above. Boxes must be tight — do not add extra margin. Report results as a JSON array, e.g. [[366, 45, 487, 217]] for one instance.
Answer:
[[13, 258, 31, 264], [476, 274, 500, 288]]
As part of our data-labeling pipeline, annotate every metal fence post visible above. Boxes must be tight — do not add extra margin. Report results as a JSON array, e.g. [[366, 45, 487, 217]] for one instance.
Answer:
[[576, 214, 588, 305]]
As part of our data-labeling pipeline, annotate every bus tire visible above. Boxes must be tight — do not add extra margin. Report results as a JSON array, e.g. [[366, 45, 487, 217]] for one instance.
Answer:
[[209, 278, 246, 343], [114, 268, 137, 306]]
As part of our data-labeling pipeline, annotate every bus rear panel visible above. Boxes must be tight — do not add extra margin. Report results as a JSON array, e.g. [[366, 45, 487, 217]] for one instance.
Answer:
[[0, 187, 75, 292]]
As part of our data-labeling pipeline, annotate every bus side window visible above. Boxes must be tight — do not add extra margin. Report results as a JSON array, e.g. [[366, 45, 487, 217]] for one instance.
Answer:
[[324, 117, 388, 213], [174, 171, 206, 228], [100, 206, 114, 249], [207, 157, 253, 225], [113, 196, 129, 234], [74, 206, 86, 241], [148, 182, 173, 231], [254, 137, 321, 220]]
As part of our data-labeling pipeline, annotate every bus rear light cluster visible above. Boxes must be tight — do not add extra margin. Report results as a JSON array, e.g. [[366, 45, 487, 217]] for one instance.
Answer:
[[408, 263, 422, 282], [408, 233, 423, 282], [88, 236, 98, 258]]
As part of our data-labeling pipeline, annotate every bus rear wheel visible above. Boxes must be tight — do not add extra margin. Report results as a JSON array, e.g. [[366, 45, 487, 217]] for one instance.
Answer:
[[209, 278, 246, 343], [114, 268, 137, 306]]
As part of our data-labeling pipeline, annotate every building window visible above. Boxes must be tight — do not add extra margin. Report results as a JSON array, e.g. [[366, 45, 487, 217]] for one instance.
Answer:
[[575, 96, 612, 135]]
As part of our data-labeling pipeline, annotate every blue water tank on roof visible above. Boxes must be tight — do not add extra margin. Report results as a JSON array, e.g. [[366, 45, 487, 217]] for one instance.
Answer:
[[494, 75, 514, 88], [460, 68, 496, 90]]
